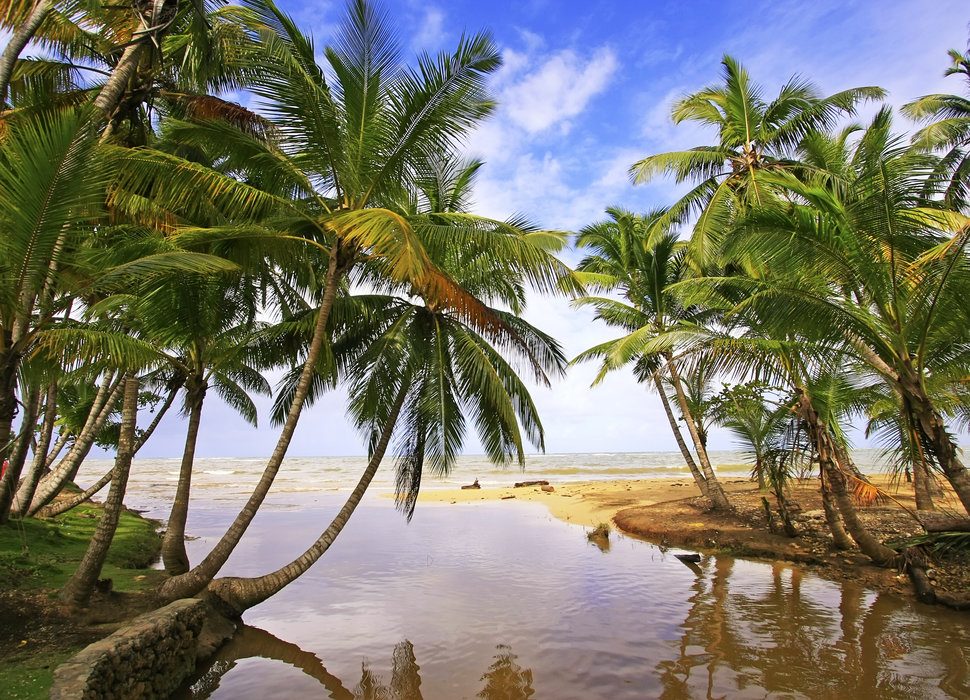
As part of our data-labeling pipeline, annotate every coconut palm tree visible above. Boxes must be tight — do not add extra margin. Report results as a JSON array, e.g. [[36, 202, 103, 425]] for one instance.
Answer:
[[629, 55, 883, 266], [59, 374, 140, 607], [903, 45, 970, 209], [96, 273, 272, 575], [153, 0, 574, 603], [572, 207, 731, 510], [712, 108, 970, 514], [204, 220, 567, 615]]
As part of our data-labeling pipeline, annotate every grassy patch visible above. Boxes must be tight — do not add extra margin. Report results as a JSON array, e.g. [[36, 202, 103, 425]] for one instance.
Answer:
[[0, 646, 81, 700], [0, 500, 164, 698], [0, 504, 161, 591]]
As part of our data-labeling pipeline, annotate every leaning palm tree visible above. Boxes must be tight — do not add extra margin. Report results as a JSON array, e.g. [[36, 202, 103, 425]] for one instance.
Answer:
[[204, 220, 568, 616], [572, 207, 730, 510], [152, 0, 574, 603], [714, 108, 970, 514], [101, 273, 272, 575], [903, 45, 970, 209], [629, 55, 883, 266]]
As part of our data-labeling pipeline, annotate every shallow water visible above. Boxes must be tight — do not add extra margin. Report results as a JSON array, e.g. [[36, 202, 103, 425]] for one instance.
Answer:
[[168, 497, 970, 699]]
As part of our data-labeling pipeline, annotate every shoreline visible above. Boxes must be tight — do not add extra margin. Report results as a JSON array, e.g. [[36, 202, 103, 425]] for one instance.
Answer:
[[406, 474, 970, 605], [408, 476, 759, 528]]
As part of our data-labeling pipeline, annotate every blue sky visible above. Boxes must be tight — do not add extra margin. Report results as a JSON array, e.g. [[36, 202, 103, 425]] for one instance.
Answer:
[[114, 0, 969, 458]]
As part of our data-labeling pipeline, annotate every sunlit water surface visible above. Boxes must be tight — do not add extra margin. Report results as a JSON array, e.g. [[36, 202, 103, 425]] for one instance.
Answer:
[[72, 452, 969, 699]]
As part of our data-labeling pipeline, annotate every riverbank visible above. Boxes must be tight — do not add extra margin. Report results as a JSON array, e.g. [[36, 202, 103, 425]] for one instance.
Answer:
[[0, 502, 165, 699], [414, 475, 970, 604]]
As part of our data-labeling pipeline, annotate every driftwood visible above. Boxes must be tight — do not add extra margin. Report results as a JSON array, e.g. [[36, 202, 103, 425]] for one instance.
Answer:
[[514, 480, 549, 488], [917, 512, 970, 533]]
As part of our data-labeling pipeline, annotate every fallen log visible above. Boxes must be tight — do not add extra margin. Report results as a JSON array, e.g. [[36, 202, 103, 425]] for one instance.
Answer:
[[917, 512, 970, 533], [514, 480, 549, 488]]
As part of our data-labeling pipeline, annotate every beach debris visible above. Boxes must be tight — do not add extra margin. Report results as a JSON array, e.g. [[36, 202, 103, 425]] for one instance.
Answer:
[[501, 495, 516, 500], [514, 480, 549, 488], [461, 479, 481, 490], [587, 523, 611, 552], [540, 485, 555, 492], [674, 552, 701, 564]]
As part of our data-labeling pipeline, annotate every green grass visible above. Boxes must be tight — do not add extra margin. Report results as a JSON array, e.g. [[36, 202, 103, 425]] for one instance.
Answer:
[[0, 503, 161, 591], [0, 502, 164, 699], [0, 647, 81, 700]]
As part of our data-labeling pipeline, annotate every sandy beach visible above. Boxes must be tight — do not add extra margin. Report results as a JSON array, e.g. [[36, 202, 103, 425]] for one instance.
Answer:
[[411, 476, 757, 528], [407, 473, 970, 605]]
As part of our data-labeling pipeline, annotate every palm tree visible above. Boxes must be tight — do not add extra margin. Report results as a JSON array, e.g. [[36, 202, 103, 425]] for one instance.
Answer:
[[572, 207, 730, 510], [59, 374, 140, 607], [154, 0, 574, 603], [629, 55, 883, 266], [0, 105, 107, 518], [101, 273, 272, 575], [204, 223, 567, 616], [903, 45, 970, 209], [713, 108, 970, 514]]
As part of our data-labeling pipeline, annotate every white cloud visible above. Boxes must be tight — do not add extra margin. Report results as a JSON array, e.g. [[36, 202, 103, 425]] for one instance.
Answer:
[[502, 47, 618, 134], [411, 6, 446, 53]]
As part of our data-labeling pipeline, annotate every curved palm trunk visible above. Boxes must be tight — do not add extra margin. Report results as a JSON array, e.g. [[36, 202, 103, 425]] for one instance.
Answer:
[[908, 395, 970, 515], [796, 390, 897, 566], [0, 341, 19, 462], [59, 375, 139, 607], [159, 252, 344, 602], [858, 345, 970, 513], [94, 0, 179, 127], [45, 427, 69, 469], [37, 465, 113, 518], [9, 381, 59, 518], [162, 381, 205, 575], [663, 353, 730, 510], [652, 374, 710, 499], [820, 473, 854, 550], [25, 373, 124, 515], [0, 384, 40, 523], [205, 382, 408, 616], [0, 0, 53, 106], [133, 382, 179, 453]]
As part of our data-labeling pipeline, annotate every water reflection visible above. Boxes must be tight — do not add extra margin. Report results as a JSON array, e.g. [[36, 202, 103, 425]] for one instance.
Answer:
[[181, 630, 539, 700], [657, 558, 970, 699], [478, 644, 535, 699], [176, 502, 969, 699]]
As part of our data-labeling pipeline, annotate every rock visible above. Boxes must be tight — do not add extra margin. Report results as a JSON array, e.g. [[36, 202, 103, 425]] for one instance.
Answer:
[[674, 553, 701, 564]]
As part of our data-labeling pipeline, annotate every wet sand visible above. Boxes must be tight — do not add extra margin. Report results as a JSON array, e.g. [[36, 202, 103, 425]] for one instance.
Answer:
[[411, 476, 759, 527]]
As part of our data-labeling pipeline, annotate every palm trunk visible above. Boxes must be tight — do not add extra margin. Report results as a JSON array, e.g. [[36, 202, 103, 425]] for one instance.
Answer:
[[9, 381, 59, 518], [133, 381, 179, 452], [59, 375, 139, 607], [95, 0, 179, 131], [205, 382, 408, 616], [796, 390, 897, 566], [908, 395, 970, 515], [820, 472, 853, 550], [37, 466, 113, 518], [26, 373, 124, 515], [0, 340, 19, 462], [161, 380, 205, 575], [652, 374, 710, 499], [45, 427, 69, 469], [858, 345, 970, 514], [0, 383, 40, 523], [0, 0, 53, 105], [663, 352, 730, 510], [159, 251, 344, 602]]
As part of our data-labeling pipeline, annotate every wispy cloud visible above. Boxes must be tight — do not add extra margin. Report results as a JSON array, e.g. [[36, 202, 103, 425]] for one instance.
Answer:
[[501, 47, 618, 134]]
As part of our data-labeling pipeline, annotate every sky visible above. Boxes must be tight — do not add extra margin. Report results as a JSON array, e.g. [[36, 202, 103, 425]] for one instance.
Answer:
[[95, 0, 970, 458]]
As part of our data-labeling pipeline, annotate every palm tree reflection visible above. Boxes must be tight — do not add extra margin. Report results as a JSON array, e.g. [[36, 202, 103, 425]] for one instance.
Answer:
[[184, 630, 537, 700], [478, 644, 535, 699]]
